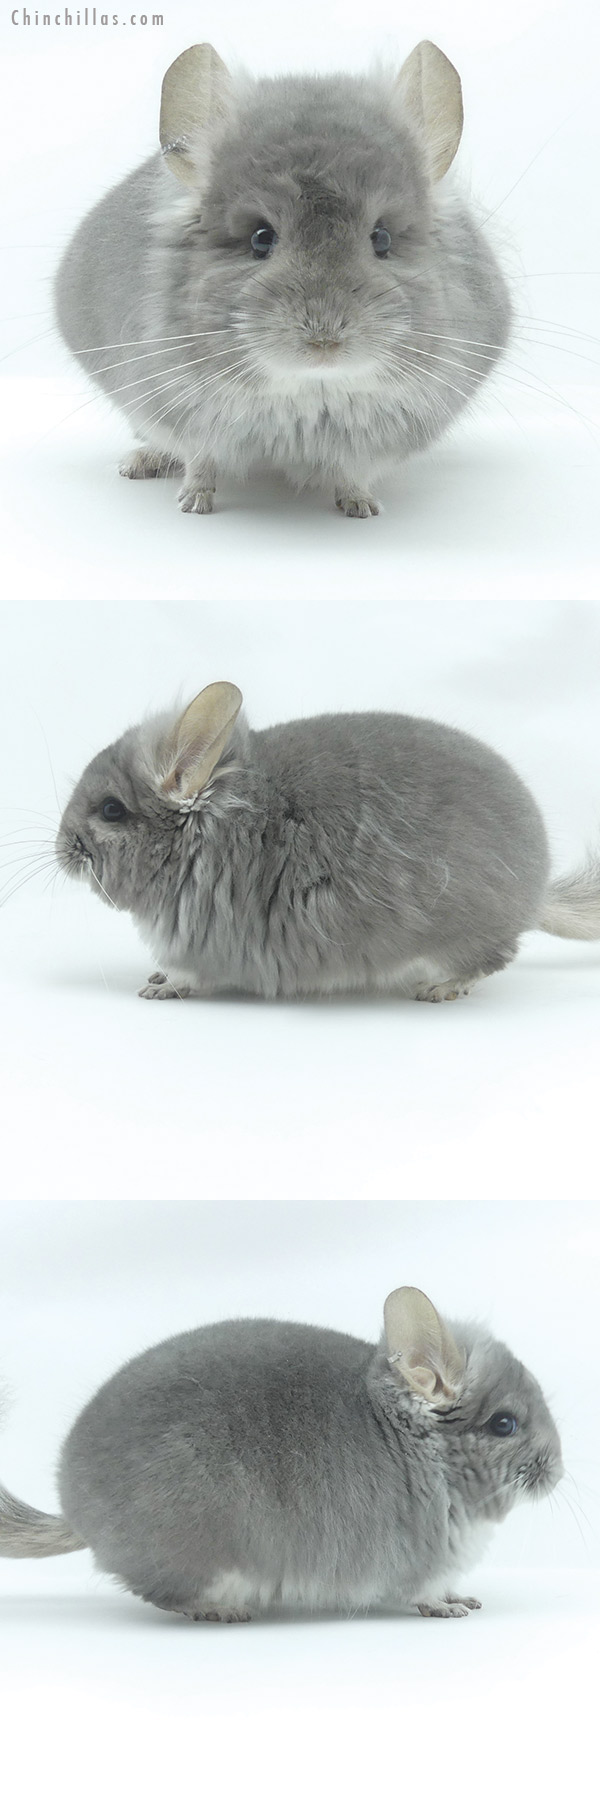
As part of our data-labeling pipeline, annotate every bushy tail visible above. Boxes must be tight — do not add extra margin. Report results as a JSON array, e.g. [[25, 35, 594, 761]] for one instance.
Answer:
[[539, 853, 600, 941], [0, 1481, 85, 1559]]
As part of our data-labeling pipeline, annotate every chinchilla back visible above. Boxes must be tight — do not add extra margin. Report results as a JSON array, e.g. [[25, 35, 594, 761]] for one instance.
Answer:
[[145, 713, 550, 998], [57, 1320, 454, 1608]]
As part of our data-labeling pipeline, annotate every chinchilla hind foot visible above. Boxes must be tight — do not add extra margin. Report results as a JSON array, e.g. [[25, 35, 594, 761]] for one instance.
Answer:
[[142, 1590, 252, 1623], [138, 971, 191, 1000], [418, 1594, 482, 1618], [414, 975, 481, 1003], [188, 1607, 252, 1623]]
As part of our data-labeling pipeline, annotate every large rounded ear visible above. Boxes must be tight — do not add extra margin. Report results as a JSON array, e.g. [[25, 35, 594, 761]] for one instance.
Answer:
[[383, 1287, 465, 1405], [159, 44, 232, 187], [160, 682, 243, 803], [395, 41, 463, 181]]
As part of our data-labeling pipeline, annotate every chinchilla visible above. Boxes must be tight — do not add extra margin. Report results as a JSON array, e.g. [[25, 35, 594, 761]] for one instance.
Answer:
[[54, 682, 600, 1004], [0, 1288, 562, 1621], [54, 40, 511, 517]]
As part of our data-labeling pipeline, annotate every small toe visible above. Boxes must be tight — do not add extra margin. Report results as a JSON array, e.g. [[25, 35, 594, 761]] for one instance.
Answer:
[[178, 487, 215, 515], [335, 493, 379, 519]]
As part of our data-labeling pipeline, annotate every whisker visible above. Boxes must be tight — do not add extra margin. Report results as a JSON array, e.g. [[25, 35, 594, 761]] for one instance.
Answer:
[[554, 1488, 591, 1553], [69, 328, 233, 356], [1, 806, 58, 824], [0, 326, 56, 366], [128, 360, 249, 441], [0, 862, 58, 906], [380, 338, 600, 446], [404, 323, 600, 374], [29, 710, 62, 816], [478, 103, 580, 227], [85, 866, 187, 1000], [81, 343, 242, 403]]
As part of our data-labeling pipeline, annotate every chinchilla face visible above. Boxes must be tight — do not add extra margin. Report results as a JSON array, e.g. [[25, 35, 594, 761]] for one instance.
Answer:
[[55, 730, 182, 916], [161, 45, 468, 392], [200, 78, 432, 389], [382, 1289, 563, 1527], [55, 683, 244, 920], [436, 1330, 564, 1522]]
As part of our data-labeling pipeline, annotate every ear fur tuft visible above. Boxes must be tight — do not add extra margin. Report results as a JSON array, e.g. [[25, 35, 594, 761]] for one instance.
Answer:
[[384, 1286, 465, 1405], [160, 682, 243, 803]]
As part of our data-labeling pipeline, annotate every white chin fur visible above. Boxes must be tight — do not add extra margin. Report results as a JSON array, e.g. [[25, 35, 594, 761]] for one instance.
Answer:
[[256, 355, 379, 395]]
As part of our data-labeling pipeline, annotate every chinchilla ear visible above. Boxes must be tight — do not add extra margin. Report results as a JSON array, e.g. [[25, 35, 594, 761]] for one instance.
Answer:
[[160, 44, 232, 186], [160, 682, 243, 802], [383, 1286, 465, 1405], [395, 41, 463, 181]]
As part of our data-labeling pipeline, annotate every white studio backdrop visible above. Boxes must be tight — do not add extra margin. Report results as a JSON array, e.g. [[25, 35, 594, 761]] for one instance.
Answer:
[[1, 0, 599, 372], [0, 10, 598, 1782], [1, 594, 600, 1205], [0, 0, 598, 600], [1, 1201, 599, 1800], [0, 1199, 597, 1574]]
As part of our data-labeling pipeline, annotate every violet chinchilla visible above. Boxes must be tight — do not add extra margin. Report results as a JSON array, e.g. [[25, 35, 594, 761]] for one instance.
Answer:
[[54, 40, 511, 517], [0, 1289, 562, 1621], [54, 682, 600, 1004]]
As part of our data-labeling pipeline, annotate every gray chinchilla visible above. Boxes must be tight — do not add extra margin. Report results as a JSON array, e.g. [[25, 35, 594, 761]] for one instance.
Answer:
[[0, 1288, 562, 1621], [54, 682, 600, 1004], [55, 40, 511, 516]]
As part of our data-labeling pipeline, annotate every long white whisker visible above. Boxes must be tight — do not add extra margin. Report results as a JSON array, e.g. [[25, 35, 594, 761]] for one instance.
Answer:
[[87, 866, 118, 910], [0, 326, 56, 366], [69, 328, 232, 356], [86, 344, 241, 402], [30, 711, 62, 815], [129, 360, 249, 440], [478, 103, 580, 226], [402, 323, 600, 373], [382, 337, 600, 446], [85, 868, 188, 1000]]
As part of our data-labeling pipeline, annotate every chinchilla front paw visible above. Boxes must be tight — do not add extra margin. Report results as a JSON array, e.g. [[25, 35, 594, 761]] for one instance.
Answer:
[[417, 1594, 482, 1619], [138, 971, 191, 1000], [119, 448, 181, 479], [335, 488, 380, 518], [178, 457, 217, 514], [178, 485, 215, 515]]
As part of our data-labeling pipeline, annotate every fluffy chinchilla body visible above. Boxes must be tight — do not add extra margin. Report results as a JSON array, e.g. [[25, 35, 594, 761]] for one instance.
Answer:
[[0, 1289, 562, 1621], [55, 683, 600, 1004], [54, 41, 511, 516]]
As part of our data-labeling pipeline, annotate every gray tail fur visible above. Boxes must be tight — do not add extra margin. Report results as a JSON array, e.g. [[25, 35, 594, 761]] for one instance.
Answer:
[[539, 854, 600, 940], [0, 1481, 85, 1558]]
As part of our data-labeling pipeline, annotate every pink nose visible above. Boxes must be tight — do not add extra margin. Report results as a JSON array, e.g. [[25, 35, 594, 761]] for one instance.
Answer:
[[308, 338, 342, 352]]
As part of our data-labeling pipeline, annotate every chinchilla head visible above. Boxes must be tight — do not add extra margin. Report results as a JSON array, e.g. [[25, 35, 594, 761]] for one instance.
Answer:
[[55, 683, 246, 918], [378, 1288, 563, 1523], [159, 41, 466, 388]]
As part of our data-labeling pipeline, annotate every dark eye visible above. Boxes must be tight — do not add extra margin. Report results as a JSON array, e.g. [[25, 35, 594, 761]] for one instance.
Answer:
[[371, 226, 391, 257], [101, 798, 126, 822], [251, 225, 278, 260], [487, 1412, 518, 1438]]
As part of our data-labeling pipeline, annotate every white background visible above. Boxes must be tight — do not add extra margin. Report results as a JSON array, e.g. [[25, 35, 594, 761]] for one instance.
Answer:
[[2, 594, 600, 1203], [0, 1201, 598, 1797], [0, 0, 598, 598], [0, 4, 598, 1789]]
